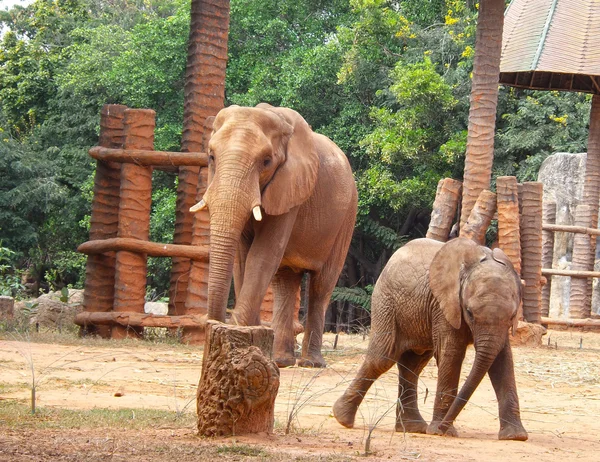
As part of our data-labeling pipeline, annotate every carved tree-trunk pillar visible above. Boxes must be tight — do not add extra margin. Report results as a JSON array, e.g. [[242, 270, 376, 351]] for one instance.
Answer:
[[82, 104, 127, 338], [569, 205, 594, 318], [496, 176, 521, 275], [541, 200, 556, 317], [569, 96, 600, 318], [460, 190, 497, 245], [112, 109, 156, 339], [181, 0, 231, 332], [427, 178, 462, 242], [520, 182, 543, 324], [197, 321, 280, 436], [459, 0, 505, 232]]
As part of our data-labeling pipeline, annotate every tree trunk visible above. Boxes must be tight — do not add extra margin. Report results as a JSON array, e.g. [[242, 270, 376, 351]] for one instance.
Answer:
[[460, 0, 505, 233], [169, 0, 231, 322], [197, 321, 280, 437]]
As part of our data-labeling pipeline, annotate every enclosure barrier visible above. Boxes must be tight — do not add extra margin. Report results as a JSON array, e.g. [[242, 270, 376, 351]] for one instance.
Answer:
[[75, 104, 210, 339], [539, 208, 600, 328]]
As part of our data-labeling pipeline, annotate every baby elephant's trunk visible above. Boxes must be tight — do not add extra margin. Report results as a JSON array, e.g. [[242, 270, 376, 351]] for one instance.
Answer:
[[438, 338, 503, 433]]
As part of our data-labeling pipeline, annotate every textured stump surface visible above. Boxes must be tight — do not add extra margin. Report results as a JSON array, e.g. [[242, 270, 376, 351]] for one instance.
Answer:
[[113, 109, 155, 339], [497, 176, 521, 275], [520, 182, 543, 324], [427, 178, 462, 242], [461, 190, 496, 245], [569, 205, 594, 318], [82, 104, 126, 337], [541, 201, 556, 317], [197, 322, 280, 437]]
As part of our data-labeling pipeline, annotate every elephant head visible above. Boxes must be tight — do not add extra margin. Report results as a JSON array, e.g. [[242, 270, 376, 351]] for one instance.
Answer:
[[191, 104, 320, 322], [429, 238, 521, 431]]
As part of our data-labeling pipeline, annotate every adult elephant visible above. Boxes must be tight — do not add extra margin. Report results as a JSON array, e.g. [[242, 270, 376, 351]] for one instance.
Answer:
[[333, 238, 528, 441], [191, 104, 357, 368]]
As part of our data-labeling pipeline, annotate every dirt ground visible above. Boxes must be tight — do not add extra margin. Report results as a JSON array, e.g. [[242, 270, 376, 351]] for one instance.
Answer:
[[1, 329, 599, 461]]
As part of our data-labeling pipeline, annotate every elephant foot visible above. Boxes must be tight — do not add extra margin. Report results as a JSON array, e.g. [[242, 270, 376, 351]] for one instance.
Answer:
[[275, 356, 296, 368], [427, 421, 458, 437], [396, 417, 428, 434], [498, 422, 528, 441], [297, 354, 326, 368], [333, 396, 357, 429]]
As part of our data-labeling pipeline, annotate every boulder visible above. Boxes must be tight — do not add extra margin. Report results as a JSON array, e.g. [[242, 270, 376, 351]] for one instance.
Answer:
[[14, 289, 84, 329], [510, 321, 547, 347]]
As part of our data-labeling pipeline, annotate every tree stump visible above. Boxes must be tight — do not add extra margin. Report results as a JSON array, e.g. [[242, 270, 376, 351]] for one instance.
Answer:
[[520, 182, 544, 324], [427, 178, 462, 242], [461, 190, 497, 245], [497, 176, 521, 275], [197, 321, 280, 437]]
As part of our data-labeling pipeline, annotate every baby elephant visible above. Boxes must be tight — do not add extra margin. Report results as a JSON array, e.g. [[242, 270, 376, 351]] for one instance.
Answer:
[[333, 237, 528, 441]]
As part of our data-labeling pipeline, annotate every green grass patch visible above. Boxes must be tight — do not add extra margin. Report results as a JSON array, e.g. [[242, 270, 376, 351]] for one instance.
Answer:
[[217, 443, 270, 457], [0, 401, 195, 430]]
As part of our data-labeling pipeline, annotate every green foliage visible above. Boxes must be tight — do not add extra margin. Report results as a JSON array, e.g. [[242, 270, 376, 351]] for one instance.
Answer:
[[0, 0, 593, 324], [331, 286, 374, 312]]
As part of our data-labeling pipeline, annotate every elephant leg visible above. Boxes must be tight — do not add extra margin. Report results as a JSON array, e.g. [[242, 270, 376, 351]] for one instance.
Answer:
[[333, 333, 397, 428], [235, 211, 298, 326], [427, 344, 466, 437], [488, 340, 528, 441], [299, 217, 354, 368], [271, 267, 303, 368], [396, 350, 433, 433]]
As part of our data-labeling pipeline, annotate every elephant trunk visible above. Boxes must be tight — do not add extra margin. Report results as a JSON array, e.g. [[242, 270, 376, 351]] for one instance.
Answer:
[[438, 333, 505, 433], [206, 162, 260, 322]]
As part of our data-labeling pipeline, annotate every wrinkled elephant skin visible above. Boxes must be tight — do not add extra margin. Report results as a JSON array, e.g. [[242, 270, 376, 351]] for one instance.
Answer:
[[198, 104, 357, 368], [333, 238, 528, 441]]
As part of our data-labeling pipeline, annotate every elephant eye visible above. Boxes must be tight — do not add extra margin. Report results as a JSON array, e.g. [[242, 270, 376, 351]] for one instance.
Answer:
[[263, 157, 272, 167], [465, 308, 474, 320], [209, 154, 215, 164]]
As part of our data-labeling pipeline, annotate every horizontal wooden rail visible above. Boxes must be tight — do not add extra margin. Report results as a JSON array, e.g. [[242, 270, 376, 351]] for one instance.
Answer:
[[75, 312, 207, 328], [542, 268, 600, 279], [541, 316, 600, 329], [78, 238, 209, 261], [89, 146, 208, 167], [542, 223, 600, 236]]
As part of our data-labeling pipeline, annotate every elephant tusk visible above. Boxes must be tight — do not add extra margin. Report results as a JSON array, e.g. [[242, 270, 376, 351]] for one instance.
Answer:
[[253, 206, 262, 222], [190, 199, 207, 213]]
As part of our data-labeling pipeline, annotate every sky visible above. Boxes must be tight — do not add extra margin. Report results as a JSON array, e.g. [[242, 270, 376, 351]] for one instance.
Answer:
[[0, 0, 34, 10]]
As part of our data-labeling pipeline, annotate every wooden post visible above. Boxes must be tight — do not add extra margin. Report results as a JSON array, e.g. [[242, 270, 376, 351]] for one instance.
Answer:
[[541, 201, 556, 317], [82, 104, 127, 338], [112, 109, 156, 339], [460, 190, 496, 245], [182, 118, 214, 344], [569, 204, 594, 318], [520, 182, 544, 324], [427, 178, 462, 242], [497, 176, 521, 275], [197, 321, 280, 437]]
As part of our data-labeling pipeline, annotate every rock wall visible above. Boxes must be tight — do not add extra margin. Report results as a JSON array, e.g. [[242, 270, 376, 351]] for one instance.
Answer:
[[538, 152, 600, 316]]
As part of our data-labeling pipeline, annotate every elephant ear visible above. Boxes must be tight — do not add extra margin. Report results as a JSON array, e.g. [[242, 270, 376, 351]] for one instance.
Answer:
[[492, 247, 522, 335], [256, 104, 319, 216], [429, 238, 488, 329]]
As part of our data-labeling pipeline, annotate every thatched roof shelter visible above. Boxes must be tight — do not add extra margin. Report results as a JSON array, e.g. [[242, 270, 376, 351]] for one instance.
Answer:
[[499, 0, 600, 319], [500, 0, 600, 94]]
